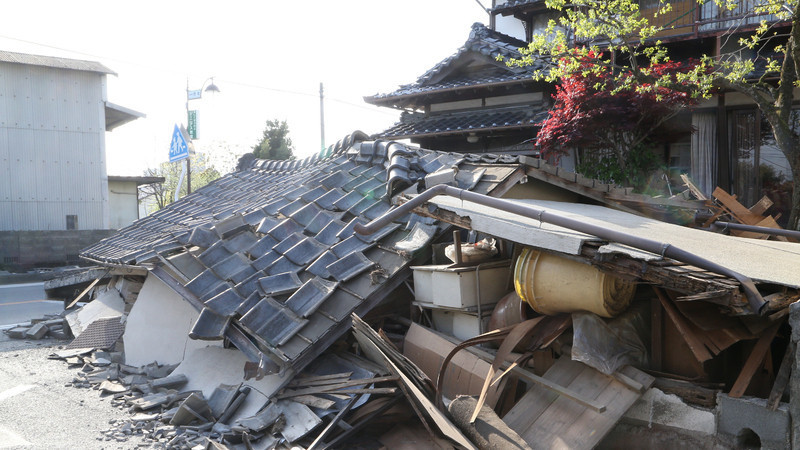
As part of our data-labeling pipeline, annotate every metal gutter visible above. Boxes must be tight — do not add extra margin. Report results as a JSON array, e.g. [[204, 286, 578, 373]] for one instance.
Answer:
[[354, 184, 767, 315]]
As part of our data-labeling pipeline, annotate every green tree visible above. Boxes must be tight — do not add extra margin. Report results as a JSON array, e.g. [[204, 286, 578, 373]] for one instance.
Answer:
[[503, 0, 800, 229], [139, 153, 221, 210], [236, 119, 295, 170]]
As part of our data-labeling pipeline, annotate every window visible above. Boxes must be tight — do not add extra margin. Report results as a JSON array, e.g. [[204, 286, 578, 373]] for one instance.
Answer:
[[729, 109, 792, 227], [66, 215, 78, 230]]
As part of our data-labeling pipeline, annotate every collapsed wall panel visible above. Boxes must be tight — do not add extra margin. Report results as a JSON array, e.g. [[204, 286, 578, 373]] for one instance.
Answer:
[[123, 274, 221, 366]]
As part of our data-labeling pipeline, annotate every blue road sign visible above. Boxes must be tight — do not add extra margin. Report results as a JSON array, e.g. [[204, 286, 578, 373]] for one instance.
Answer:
[[169, 124, 189, 162]]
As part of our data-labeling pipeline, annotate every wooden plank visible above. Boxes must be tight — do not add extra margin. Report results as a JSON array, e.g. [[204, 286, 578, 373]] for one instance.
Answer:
[[512, 359, 654, 449], [654, 288, 713, 363], [502, 356, 585, 432], [519, 361, 613, 444], [749, 195, 774, 216], [324, 395, 404, 450], [292, 372, 353, 384], [767, 342, 794, 410], [611, 369, 646, 393], [352, 315, 477, 450], [558, 369, 652, 449], [278, 376, 398, 398], [291, 395, 336, 410], [712, 187, 764, 225], [729, 320, 783, 398], [65, 274, 107, 309], [680, 174, 708, 200], [307, 394, 359, 450], [652, 377, 719, 408], [505, 363, 607, 413]]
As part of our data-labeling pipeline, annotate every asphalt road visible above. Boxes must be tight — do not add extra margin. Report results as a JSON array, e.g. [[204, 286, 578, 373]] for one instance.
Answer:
[[0, 283, 64, 328], [0, 333, 151, 449]]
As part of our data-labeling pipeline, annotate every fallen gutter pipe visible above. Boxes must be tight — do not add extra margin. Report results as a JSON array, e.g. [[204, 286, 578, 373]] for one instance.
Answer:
[[711, 221, 800, 240], [354, 184, 767, 315]]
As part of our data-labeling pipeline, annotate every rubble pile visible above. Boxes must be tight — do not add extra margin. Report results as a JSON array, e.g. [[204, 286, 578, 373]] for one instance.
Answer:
[[12, 137, 800, 449], [4, 314, 72, 341], [43, 336, 412, 449]]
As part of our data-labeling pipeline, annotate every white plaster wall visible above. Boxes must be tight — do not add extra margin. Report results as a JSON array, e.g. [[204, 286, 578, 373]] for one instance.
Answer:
[[123, 274, 221, 367], [108, 179, 138, 229]]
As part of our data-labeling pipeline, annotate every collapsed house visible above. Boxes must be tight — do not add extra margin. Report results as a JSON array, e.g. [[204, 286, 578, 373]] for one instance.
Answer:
[[26, 131, 800, 448]]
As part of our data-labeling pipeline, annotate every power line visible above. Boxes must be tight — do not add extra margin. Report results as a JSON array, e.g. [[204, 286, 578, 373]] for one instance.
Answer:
[[0, 33, 401, 118]]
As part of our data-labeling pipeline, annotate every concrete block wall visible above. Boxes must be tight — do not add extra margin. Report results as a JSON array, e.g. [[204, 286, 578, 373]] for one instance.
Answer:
[[0, 230, 114, 269], [791, 302, 800, 449]]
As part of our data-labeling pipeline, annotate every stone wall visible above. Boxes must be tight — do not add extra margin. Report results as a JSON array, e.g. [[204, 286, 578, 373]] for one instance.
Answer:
[[0, 230, 114, 270]]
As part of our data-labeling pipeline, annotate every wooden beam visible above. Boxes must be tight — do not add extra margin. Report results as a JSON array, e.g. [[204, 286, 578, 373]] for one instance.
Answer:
[[767, 341, 794, 410], [65, 271, 109, 309], [729, 320, 783, 398], [654, 287, 713, 363]]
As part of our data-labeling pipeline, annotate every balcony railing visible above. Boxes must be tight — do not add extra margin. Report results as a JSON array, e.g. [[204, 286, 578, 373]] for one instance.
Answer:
[[639, 0, 781, 39]]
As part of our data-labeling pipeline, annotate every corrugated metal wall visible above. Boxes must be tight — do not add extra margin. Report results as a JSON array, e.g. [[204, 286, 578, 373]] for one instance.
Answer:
[[0, 62, 109, 231]]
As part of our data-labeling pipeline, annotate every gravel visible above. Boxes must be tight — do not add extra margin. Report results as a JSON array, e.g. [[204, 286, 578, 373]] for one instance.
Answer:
[[0, 333, 153, 449]]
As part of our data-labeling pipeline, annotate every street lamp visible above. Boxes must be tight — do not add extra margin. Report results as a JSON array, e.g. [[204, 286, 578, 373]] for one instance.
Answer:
[[185, 77, 220, 194]]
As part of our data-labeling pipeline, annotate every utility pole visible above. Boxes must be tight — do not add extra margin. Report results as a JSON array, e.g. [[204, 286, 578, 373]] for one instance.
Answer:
[[319, 82, 326, 152]]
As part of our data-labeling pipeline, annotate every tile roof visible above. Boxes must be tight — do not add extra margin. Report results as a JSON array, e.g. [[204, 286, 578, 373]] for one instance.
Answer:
[[81, 131, 522, 376], [0, 49, 116, 75], [365, 23, 540, 103], [491, 0, 546, 14], [376, 105, 548, 139]]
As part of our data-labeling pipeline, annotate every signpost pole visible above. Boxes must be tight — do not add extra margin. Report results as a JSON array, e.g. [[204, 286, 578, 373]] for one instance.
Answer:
[[185, 79, 192, 195]]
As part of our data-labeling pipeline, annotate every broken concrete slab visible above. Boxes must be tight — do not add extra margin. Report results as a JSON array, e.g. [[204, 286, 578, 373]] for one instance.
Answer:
[[170, 393, 214, 426], [169, 346, 292, 423], [99, 380, 128, 395], [6, 327, 29, 339], [65, 287, 125, 337], [624, 388, 715, 436], [717, 393, 790, 449], [25, 323, 48, 339], [123, 274, 222, 367]]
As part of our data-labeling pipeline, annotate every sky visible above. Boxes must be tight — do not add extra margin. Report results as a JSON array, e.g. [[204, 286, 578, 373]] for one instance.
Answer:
[[0, 1, 489, 175]]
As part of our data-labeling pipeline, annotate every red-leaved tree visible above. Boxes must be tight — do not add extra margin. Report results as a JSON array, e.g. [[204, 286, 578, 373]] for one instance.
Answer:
[[537, 57, 699, 189]]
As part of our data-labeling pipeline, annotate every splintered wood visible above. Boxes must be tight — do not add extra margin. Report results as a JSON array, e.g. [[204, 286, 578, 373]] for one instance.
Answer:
[[503, 358, 654, 450]]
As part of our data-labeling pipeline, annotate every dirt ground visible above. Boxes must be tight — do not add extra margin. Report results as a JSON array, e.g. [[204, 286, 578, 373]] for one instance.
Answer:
[[0, 332, 152, 450]]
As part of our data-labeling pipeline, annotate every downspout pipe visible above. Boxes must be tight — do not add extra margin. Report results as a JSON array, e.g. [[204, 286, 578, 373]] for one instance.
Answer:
[[354, 184, 767, 315]]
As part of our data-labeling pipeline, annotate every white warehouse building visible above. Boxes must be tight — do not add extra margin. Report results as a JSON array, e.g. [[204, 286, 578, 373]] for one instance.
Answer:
[[0, 50, 148, 268]]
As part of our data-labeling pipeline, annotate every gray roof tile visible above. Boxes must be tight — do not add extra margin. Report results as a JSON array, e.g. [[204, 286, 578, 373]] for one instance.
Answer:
[[258, 272, 303, 297], [326, 252, 375, 282], [305, 251, 338, 279], [285, 278, 338, 318], [204, 288, 246, 317], [315, 219, 347, 246], [284, 236, 327, 266], [80, 133, 519, 376], [189, 308, 230, 340]]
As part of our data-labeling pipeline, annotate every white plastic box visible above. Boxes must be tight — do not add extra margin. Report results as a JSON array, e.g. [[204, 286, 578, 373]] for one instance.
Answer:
[[411, 260, 511, 308]]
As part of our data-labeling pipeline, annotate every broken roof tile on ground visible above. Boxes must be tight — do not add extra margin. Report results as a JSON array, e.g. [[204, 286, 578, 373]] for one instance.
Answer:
[[81, 131, 522, 377]]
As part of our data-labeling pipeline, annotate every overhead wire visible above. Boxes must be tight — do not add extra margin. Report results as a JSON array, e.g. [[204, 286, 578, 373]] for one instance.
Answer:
[[0, 33, 400, 117]]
